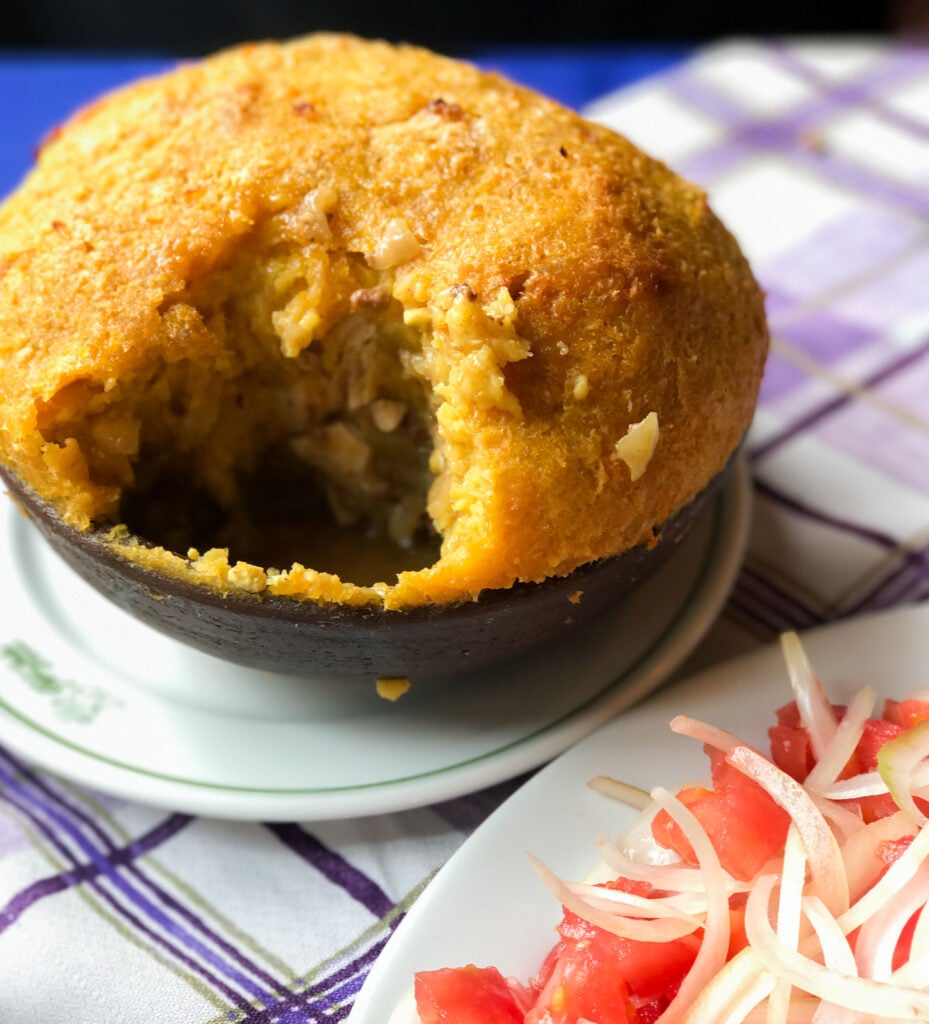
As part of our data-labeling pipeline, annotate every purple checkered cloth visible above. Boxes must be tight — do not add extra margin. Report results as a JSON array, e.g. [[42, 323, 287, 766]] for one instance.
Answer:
[[2, 39, 929, 1023]]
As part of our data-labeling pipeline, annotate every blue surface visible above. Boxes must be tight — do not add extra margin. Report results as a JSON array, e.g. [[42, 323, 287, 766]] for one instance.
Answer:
[[472, 45, 686, 107], [0, 46, 687, 197]]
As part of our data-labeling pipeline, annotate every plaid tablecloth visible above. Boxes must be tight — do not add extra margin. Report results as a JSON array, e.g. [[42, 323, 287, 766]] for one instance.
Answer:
[[2, 38, 929, 1023]]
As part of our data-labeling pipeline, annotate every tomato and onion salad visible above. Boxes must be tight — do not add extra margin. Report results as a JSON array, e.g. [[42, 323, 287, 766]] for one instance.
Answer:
[[408, 631, 929, 1023]]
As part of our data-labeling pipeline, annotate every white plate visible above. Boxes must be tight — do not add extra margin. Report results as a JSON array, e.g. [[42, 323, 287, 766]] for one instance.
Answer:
[[349, 600, 929, 1022], [0, 462, 747, 822]]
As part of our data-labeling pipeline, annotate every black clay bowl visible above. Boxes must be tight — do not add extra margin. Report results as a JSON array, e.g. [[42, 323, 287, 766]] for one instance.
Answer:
[[1, 462, 731, 683]]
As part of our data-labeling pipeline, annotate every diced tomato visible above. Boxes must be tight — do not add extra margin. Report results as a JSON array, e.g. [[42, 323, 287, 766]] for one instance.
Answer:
[[850, 841, 920, 970], [650, 784, 710, 861], [894, 912, 919, 971], [878, 835, 915, 868], [604, 876, 654, 898], [524, 887, 701, 1024], [554, 914, 699, 1004], [727, 903, 749, 959], [609, 934, 699, 1003], [853, 724, 929, 822], [415, 965, 524, 1024], [775, 700, 847, 728], [769, 723, 814, 781], [768, 707, 912, 821], [651, 749, 791, 881], [532, 941, 564, 994], [854, 719, 904, 772], [558, 878, 653, 945], [884, 698, 929, 729], [775, 701, 802, 728], [857, 793, 902, 823], [635, 1003, 666, 1024], [525, 933, 640, 1024]]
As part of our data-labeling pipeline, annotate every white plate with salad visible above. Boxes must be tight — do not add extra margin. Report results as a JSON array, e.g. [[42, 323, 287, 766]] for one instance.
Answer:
[[349, 600, 929, 1023]]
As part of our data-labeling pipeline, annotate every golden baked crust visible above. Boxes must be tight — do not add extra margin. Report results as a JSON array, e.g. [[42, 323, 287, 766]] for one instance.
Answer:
[[0, 34, 767, 609]]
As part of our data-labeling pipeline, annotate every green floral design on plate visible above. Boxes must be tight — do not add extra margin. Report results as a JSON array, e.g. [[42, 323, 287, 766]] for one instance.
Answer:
[[1, 640, 120, 724]]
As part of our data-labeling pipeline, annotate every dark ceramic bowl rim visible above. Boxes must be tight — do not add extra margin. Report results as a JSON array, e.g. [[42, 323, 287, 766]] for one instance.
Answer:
[[0, 456, 735, 679]]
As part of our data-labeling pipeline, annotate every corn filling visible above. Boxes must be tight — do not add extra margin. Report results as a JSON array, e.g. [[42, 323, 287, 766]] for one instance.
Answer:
[[34, 237, 455, 594]]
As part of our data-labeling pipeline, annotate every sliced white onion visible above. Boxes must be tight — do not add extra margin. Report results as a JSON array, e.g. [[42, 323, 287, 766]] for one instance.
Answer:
[[766, 826, 808, 1024], [597, 835, 749, 896], [562, 880, 705, 924], [855, 860, 929, 981], [781, 631, 838, 760], [610, 799, 685, 868], [587, 775, 652, 810], [670, 715, 758, 755], [825, 769, 929, 802], [822, 772, 888, 801], [527, 853, 699, 942], [838, 820, 929, 935], [678, 947, 774, 1023], [809, 794, 864, 842], [745, 875, 929, 1019], [764, 981, 792, 1024], [804, 687, 875, 792], [800, 896, 862, 1024], [801, 895, 858, 976], [892, 951, 929, 994], [727, 746, 849, 917], [809, 1003, 866, 1024], [877, 720, 929, 827], [745, 996, 819, 1023], [841, 811, 916, 906], [778, 825, 808, 951], [892, 902, 929, 987], [824, 774, 929, 802], [649, 787, 731, 1024]]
